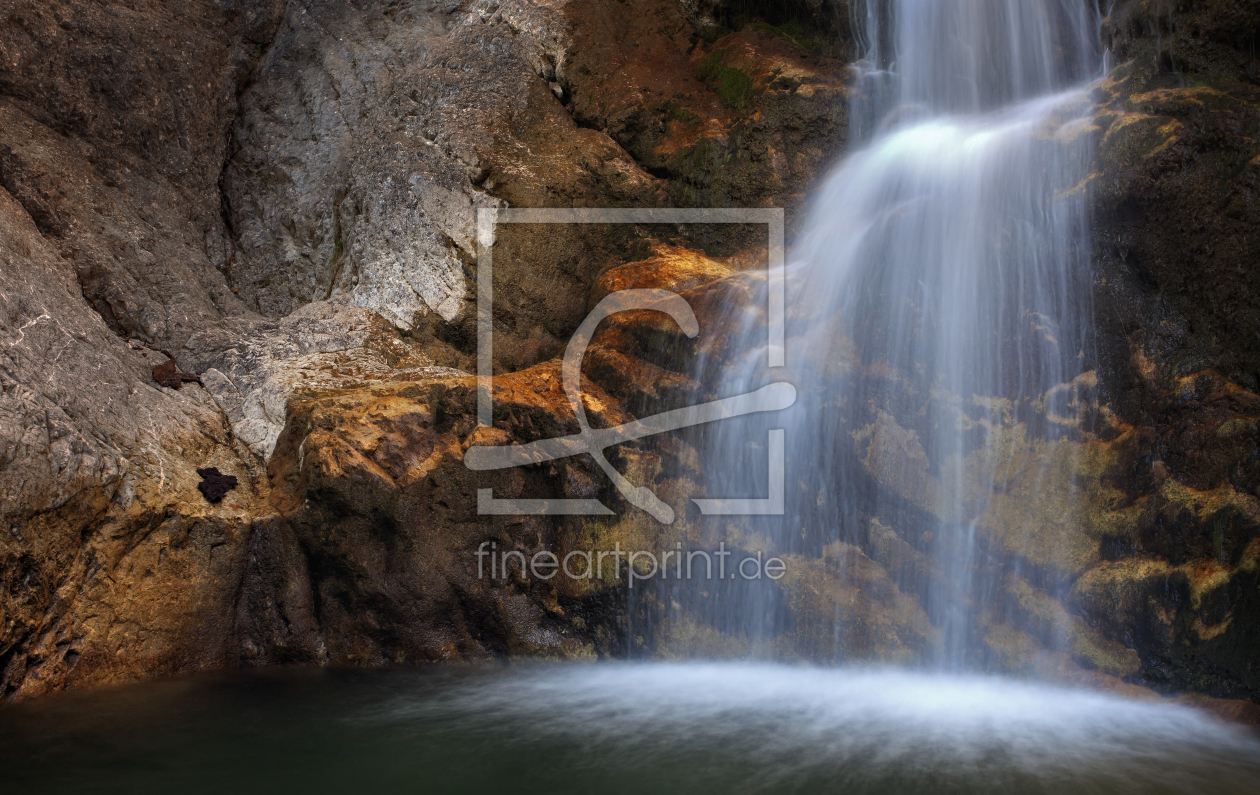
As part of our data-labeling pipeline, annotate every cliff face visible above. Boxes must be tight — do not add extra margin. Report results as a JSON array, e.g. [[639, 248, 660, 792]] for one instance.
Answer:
[[0, 0, 1257, 710], [1084, 0, 1260, 699], [0, 0, 302, 700], [0, 0, 850, 697]]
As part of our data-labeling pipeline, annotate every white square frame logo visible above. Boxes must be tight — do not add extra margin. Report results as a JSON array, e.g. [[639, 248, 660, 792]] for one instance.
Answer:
[[465, 208, 791, 524]]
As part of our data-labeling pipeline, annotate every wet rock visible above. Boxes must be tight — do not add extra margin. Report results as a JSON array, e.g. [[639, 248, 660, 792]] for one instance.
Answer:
[[1082, 0, 1260, 701], [255, 235, 945, 668], [774, 543, 940, 664], [4, 0, 1258, 713]]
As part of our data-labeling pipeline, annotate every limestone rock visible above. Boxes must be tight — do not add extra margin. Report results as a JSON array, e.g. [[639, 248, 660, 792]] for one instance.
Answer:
[[260, 243, 749, 665], [0, 0, 287, 351], [222, 0, 663, 363], [0, 179, 318, 699], [185, 301, 467, 460], [0, 0, 324, 699]]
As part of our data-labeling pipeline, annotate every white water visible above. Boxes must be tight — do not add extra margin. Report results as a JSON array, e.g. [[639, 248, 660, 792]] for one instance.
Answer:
[[6, 664, 1259, 793], [369, 664, 1260, 793], [668, 0, 1104, 664]]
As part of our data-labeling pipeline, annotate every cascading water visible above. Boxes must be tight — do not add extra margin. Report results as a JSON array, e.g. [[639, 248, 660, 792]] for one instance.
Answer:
[[655, 0, 1105, 666]]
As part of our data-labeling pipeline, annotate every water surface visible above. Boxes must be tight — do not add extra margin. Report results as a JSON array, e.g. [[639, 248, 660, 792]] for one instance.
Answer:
[[3, 663, 1257, 794]]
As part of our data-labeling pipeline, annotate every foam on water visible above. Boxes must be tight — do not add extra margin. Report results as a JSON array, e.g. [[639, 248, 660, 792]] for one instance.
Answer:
[[3, 663, 1257, 793], [366, 663, 1260, 793]]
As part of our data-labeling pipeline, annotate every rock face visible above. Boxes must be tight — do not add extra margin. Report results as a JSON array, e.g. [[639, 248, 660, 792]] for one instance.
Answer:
[[1, 0, 1258, 716], [188, 301, 466, 460], [564, 0, 852, 223], [0, 0, 309, 700], [222, 0, 664, 370], [0, 0, 850, 698], [1081, 0, 1260, 700], [220, 0, 850, 367], [0, 0, 284, 351]]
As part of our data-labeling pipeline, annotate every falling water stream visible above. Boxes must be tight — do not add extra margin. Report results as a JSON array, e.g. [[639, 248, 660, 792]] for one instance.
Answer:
[[3, 3, 1259, 792], [667, 0, 1104, 664]]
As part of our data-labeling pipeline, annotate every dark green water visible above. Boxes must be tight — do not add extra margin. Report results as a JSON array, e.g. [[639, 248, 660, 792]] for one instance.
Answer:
[[1, 663, 1257, 794]]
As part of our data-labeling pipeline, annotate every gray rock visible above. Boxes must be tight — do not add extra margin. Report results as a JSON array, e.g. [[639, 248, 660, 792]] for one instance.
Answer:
[[223, 0, 661, 354], [187, 301, 467, 460]]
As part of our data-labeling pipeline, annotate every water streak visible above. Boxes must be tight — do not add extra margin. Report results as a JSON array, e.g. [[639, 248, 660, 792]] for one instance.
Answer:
[[659, 0, 1104, 666]]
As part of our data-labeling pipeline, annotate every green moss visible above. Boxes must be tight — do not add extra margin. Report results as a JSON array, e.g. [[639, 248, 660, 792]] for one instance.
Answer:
[[749, 20, 821, 53], [1212, 517, 1226, 561], [697, 25, 731, 45], [666, 137, 726, 206], [714, 69, 752, 109], [653, 100, 701, 126], [771, 74, 801, 92], [696, 48, 754, 110]]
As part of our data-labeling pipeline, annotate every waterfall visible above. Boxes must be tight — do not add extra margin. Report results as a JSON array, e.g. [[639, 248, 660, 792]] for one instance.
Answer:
[[653, 0, 1103, 667]]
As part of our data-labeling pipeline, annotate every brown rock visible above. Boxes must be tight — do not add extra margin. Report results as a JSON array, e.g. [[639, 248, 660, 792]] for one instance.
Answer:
[[566, 0, 853, 231], [152, 357, 203, 390]]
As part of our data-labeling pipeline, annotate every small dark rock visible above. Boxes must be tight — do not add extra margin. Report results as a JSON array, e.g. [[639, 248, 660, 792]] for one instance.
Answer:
[[153, 356, 203, 389], [196, 467, 239, 503]]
